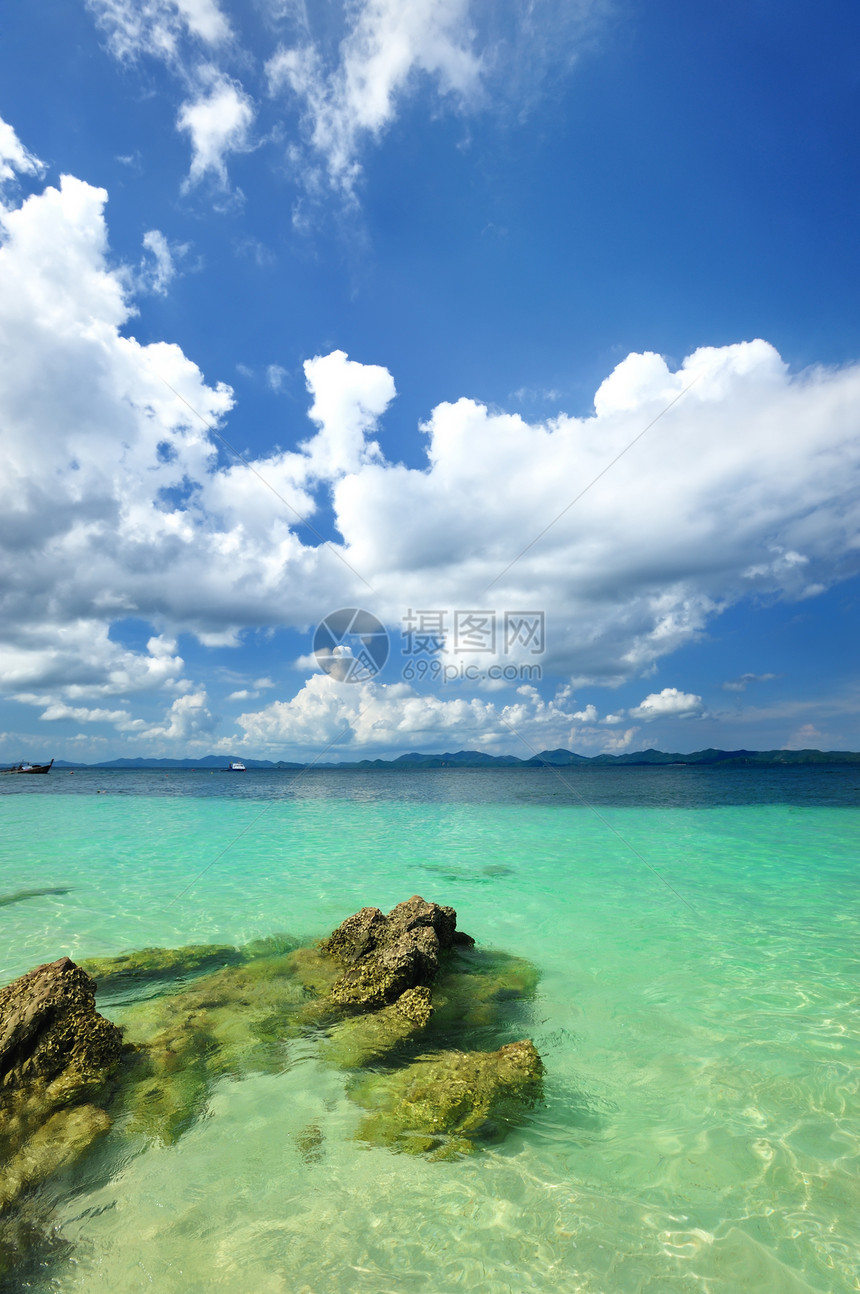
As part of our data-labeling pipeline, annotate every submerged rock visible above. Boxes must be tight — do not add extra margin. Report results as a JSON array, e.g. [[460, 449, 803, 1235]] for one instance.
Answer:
[[79, 933, 302, 998], [0, 1202, 73, 1289], [321, 985, 433, 1068], [7, 901, 541, 1159], [0, 906, 543, 1287], [0, 958, 122, 1210], [432, 947, 541, 1038], [350, 1040, 544, 1159], [114, 947, 327, 1143], [79, 943, 244, 992]]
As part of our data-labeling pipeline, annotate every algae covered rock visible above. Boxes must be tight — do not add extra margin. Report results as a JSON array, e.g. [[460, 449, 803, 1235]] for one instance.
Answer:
[[320, 895, 473, 1013], [350, 1040, 544, 1159], [0, 957, 122, 1209], [29, 901, 543, 1160], [112, 944, 339, 1144], [0, 908, 543, 1288], [79, 943, 244, 993], [79, 933, 302, 1001], [321, 986, 433, 1068], [431, 946, 541, 1038]]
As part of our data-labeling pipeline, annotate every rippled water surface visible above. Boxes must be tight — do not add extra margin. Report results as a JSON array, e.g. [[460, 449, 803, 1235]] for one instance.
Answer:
[[1, 767, 859, 1292]]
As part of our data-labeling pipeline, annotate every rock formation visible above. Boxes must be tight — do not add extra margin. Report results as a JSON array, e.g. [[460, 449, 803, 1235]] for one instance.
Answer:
[[0, 957, 123, 1277], [320, 895, 473, 1012], [79, 942, 246, 992], [350, 1040, 545, 1158], [1, 901, 540, 1173]]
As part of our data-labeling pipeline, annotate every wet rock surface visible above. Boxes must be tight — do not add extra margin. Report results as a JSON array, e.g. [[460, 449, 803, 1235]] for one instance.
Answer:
[[0, 957, 123, 1275], [320, 895, 472, 1013], [102, 899, 540, 1151], [321, 985, 434, 1068]]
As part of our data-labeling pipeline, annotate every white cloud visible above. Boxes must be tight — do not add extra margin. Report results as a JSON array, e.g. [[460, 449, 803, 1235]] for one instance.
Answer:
[[300, 349, 395, 478], [39, 703, 132, 725], [89, 3, 253, 192], [267, 0, 482, 192], [4, 633, 186, 701], [86, 2, 606, 205], [85, 1, 604, 205], [571, 703, 598, 722], [3, 125, 860, 755], [630, 688, 704, 721], [266, 363, 288, 392], [785, 722, 831, 751], [178, 72, 255, 189], [722, 672, 777, 693], [0, 116, 44, 186], [139, 228, 187, 294], [87, 0, 232, 63], [227, 673, 635, 756], [141, 689, 218, 741]]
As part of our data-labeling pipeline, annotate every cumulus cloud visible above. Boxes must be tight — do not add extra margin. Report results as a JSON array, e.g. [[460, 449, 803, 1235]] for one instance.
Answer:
[[300, 349, 395, 478], [226, 673, 635, 757], [178, 72, 255, 189], [267, 0, 482, 193], [781, 724, 832, 755], [141, 689, 218, 742], [3, 124, 860, 754], [326, 340, 860, 687], [630, 688, 704, 721]]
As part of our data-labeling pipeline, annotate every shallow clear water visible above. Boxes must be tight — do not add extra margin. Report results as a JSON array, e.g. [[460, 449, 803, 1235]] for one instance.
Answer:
[[1, 768, 859, 1292]]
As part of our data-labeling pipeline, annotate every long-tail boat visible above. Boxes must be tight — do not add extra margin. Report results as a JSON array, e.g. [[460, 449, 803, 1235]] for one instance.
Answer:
[[0, 759, 54, 774]]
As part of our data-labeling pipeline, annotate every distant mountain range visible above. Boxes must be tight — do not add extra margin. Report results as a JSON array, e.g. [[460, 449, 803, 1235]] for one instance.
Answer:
[[48, 747, 860, 770]]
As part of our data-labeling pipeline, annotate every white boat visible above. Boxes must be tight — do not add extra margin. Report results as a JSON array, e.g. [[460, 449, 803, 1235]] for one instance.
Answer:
[[227, 761, 247, 772]]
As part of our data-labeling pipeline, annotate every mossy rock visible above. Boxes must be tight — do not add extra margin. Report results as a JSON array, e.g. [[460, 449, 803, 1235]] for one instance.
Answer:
[[321, 897, 467, 1014], [432, 946, 540, 1036], [16, 909, 542, 1157], [0, 957, 121, 1232], [321, 986, 433, 1068], [111, 948, 335, 1144], [79, 934, 302, 1002], [79, 943, 245, 994], [350, 1040, 544, 1159], [0, 1105, 112, 1211]]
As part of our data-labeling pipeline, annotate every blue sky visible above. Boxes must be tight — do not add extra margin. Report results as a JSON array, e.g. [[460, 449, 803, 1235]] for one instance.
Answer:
[[0, 0, 858, 762]]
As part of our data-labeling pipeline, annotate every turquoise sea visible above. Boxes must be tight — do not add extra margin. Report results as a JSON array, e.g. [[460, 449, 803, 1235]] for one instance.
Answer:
[[2, 766, 859, 1293]]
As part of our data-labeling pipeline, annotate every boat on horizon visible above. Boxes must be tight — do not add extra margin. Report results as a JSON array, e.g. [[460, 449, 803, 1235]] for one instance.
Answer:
[[226, 761, 247, 772], [0, 759, 54, 774]]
